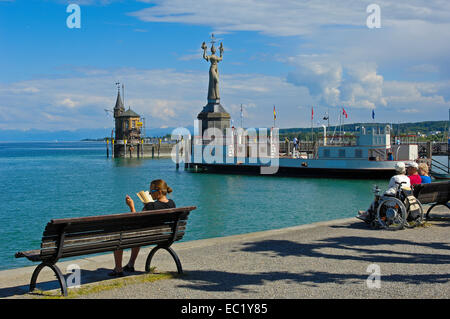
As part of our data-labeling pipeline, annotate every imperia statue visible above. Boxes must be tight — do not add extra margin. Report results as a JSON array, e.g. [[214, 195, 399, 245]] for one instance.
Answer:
[[201, 35, 224, 102]]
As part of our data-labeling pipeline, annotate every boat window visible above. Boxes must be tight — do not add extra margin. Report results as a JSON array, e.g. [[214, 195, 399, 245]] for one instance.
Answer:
[[355, 149, 363, 158], [338, 149, 346, 158], [323, 149, 330, 158]]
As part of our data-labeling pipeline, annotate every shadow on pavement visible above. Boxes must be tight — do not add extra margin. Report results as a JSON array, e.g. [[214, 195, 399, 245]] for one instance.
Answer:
[[0, 267, 147, 298], [176, 269, 449, 293]]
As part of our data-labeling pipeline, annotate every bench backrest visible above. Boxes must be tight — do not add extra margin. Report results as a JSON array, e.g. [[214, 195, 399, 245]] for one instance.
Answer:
[[413, 181, 449, 204], [39, 206, 196, 262]]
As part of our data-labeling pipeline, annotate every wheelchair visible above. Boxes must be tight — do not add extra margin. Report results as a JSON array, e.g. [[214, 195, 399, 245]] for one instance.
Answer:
[[363, 182, 424, 230]]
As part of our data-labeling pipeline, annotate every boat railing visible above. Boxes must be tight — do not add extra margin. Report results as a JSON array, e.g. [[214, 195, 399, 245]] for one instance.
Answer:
[[431, 158, 450, 174]]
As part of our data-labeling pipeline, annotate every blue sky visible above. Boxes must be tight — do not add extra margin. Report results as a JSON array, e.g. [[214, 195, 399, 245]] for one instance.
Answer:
[[0, 0, 449, 132]]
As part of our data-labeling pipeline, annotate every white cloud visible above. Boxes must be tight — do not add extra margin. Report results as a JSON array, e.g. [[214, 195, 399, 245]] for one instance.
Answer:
[[131, 0, 450, 36], [287, 60, 343, 105], [59, 98, 78, 108], [0, 66, 448, 131], [383, 81, 450, 108], [286, 58, 388, 110], [0, 67, 309, 130], [408, 64, 439, 73]]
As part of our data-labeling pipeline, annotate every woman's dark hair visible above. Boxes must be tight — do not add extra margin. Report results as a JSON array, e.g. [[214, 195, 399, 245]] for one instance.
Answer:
[[150, 179, 172, 195]]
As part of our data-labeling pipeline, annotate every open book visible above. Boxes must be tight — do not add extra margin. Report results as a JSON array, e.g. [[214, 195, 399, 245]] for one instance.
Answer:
[[136, 190, 154, 204]]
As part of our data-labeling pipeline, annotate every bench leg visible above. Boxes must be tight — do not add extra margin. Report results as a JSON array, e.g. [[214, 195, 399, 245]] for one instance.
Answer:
[[426, 204, 437, 219], [30, 262, 68, 297], [426, 203, 450, 219], [145, 245, 183, 274]]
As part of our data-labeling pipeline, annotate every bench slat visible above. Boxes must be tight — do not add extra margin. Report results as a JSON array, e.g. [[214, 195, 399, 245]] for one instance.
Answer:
[[53, 235, 184, 259], [40, 232, 185, 257], [50, 207, 194, 225], [39, 233, 185, 259], [42, 216, 188, 238], [41, 221, 187, 243], [41, 225, 186, 249], [414, 181, 449, 204]]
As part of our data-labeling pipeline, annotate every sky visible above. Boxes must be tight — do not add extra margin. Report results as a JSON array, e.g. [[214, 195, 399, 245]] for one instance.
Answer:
[[0, 0, 449, 133]]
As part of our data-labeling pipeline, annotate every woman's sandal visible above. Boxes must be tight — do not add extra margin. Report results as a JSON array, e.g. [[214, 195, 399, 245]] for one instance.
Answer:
[[123, 265, 135, 272], [108, 270, 124, 277]]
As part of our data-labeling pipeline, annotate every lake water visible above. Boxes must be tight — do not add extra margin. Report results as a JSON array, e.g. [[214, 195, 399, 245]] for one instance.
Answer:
[[2, 141, 443, 271]]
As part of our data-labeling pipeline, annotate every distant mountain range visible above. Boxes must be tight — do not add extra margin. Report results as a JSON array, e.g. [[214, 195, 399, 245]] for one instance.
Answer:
[[0, 126, 194, 142], [0, 121, 446, 142]]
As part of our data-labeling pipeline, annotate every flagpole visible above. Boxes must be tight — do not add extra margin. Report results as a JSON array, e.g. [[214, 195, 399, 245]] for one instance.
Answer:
[[273, 105, 276, 128], [327, 107, 330, 129], [311, 106, 313, 143]]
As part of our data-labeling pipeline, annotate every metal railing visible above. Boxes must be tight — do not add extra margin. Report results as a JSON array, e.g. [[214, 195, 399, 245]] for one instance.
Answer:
[[431, 158, 449, 174]]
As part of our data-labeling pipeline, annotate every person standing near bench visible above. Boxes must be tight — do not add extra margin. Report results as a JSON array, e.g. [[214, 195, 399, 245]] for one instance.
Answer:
[[109, 179, 176, 277]]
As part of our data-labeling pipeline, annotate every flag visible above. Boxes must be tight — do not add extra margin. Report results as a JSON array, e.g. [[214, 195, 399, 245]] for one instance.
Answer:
[[372, 109, 375, 119], [273, 105, 276, 121], [342, 107, 348, 119], [311, 107, 314, 120]]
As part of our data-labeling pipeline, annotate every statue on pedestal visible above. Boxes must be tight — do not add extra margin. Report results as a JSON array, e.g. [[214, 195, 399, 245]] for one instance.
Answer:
[[198, 34, 230, 136], [202, 34, 224, 103]]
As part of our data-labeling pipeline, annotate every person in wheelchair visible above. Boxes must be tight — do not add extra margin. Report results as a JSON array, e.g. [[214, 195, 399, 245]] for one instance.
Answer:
[[385, 162, 411, 196], [357, 162, 410, 222]]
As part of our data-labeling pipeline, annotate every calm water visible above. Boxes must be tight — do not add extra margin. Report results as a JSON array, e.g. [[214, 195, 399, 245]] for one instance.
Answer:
[[0, 141, 396, 270]]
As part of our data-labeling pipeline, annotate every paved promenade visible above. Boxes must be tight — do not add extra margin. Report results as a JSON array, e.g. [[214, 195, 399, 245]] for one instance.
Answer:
[[0, 206, 449, 299]]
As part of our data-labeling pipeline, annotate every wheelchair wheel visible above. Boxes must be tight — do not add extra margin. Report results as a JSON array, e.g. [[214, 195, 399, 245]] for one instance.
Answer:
[[376, 197, 407, 230], [404, 200, 424, 228]]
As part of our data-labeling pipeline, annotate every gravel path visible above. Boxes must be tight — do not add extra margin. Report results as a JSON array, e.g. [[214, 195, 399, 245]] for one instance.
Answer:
[[82, 208, 450, 299], [2, 206, 449, 299]]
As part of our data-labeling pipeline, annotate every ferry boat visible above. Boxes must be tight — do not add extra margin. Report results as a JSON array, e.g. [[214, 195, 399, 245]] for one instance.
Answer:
[[185, 125, 419, 179]]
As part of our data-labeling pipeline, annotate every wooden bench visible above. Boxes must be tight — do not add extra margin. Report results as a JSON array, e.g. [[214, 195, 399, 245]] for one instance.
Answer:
[[413, 181, 449, 219], [15, 206, 196, 296]]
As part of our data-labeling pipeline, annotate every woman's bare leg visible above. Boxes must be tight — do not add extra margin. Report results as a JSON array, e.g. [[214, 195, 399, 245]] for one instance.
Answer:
[[127, 247, 140, 268], [113, 250, 123, 272]]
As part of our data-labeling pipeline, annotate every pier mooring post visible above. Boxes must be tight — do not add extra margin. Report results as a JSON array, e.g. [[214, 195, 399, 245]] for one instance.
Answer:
[[175, 141, 180, 169], [426, 141, 432, 160]]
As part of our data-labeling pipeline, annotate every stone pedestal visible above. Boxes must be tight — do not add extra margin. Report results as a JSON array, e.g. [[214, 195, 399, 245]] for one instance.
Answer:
[[197, 99, 231, 137]]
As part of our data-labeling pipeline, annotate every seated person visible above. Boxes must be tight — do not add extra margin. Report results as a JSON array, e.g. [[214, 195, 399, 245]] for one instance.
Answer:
[[418, 163, 432, 184], [406, 162, 421, 186], [109, 179, 176, 277], [357, 162, 410, 221], [384, 161, 411, 196]]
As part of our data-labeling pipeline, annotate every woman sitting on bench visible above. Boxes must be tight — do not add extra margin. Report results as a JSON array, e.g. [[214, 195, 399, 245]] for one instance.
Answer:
[[109, 179, 176, 277]]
